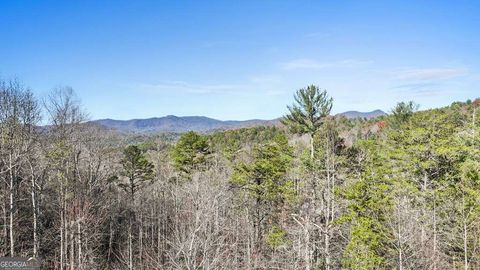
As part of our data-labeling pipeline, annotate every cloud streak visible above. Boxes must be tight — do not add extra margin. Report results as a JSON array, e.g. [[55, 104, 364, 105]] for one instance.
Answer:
[[135, 79, 287, 97], [392, 82, 445, 96], [137, 81, 246, 94], [394, 68, 468, 80], [393, 82, 439, 90], [280, 58, 372, 71]]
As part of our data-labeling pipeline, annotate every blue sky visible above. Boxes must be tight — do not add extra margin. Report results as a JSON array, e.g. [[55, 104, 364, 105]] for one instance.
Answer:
[[0, 1, 478, 120]]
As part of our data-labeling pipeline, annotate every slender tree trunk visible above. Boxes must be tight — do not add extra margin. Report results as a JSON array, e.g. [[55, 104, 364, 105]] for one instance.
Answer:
[[127, 175, 136, 270], [324, 231, 330, 270], [70, 222, 75, 270], [60, 207, 64, 270], [107, 218, 113, 266], [421, 172, 428, 256], [60, 177, 66, 270], [433, 193, 437, 270], [30, 164, 38, 257], [139, 213, 143, 270], [246, 208, 251, 270], [2, 192, 6, 256], [330, 157, 336, 269], [324, 182, 331, 269], [128, 219, 133, 270], [324, 134, 332, 270], [310, 134, 314, 160], [397, 211, 403, 270], [77, 220, 82, 269], [150, 206, 154, 250], [420, 172, 430, 267], [304, 218, 311, 270], [157, 212, 161, 261], [462, 190, 468, 270], [463, 219, 468, 270], [9, 153, 14, 257]]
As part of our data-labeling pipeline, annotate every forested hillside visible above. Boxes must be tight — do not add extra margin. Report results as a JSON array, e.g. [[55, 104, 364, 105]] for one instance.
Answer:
[[92, 116, 280, 134], [1, 79, 479, 269]]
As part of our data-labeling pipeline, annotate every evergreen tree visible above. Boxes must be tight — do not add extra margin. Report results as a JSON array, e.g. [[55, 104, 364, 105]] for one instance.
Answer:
[[118, 144, 154, 202], [282, 85, 333, 159], [390, 101, 419, 128], [231, 133, 294, 244], [117, 144, 154, 270], [171, 131, 210, 178], [341, 140, 394, 270]]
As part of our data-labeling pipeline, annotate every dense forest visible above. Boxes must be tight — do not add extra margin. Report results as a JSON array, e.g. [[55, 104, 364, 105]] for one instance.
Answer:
[[0, 79, 479, 269]]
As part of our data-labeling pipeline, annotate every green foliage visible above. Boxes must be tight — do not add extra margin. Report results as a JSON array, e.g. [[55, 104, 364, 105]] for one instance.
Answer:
[[340, 101, 480, 268], [118, 144, 154, 200], [342, 217, 387, 270], [314, 118, 345, 163], [341, 139, 394, 269], [231, 133, 295, 205], [171, 131, 211, 177], [281, 85, 332, 135], [389, 101, 419, 128], [209, 126, 284, 161], [266, 225, 288, 248], [459, 159, 480, 213], [46, 141, 72, 164]]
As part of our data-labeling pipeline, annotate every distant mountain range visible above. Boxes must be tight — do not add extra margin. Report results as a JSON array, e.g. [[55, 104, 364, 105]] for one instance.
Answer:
[[93, 115, 280, 133], [337, 109, 386, 119], [92, 110, 386, 133]]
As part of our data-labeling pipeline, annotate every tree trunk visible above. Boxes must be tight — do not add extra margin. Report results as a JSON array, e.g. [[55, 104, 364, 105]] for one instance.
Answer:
[[9, 153, 14, 257], [2, 193, 6, 256], [397, 211, 403, 270], [462, 190, 468, 270], [304, 219, 311, 270], [157, 212, 161, 262], [70, 222, 75, 270], [310, 134, 314, 160], [433, 193, 437, 270], [60, 208, 64, 270], [60, 178, 66, 270], [246, 208, 251, 270], [324, 134, 331, 270], [139, 213, 143, 270], [30, 164, 38, 257], [107, 218, 113, 266], [128, 220, 133, 270], [77, 220, 82, 269]]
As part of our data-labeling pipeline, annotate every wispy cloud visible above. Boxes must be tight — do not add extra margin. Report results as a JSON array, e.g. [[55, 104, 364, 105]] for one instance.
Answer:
[[134, 79, 287, 97], [393, 82, 439, 90], [137, 81, 245, 94], [392, 82, 445, 96], [280, 59, 323, 70], [394, 67, 468, 80], [280, 58, 372, 71], [389, 67, 470, 97], [396, 88, 446, 97]]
